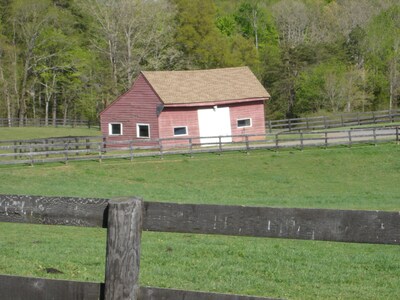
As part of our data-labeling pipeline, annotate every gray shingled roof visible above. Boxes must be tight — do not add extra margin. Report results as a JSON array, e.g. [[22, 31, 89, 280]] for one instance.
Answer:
[[141, 67, 270, 105]]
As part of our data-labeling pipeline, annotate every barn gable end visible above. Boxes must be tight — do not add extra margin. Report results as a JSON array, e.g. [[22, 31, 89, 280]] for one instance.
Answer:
[[100, 74, 162, 141]]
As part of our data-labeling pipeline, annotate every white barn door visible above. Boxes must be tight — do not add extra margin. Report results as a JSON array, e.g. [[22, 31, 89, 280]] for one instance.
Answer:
[[197, 107, 232, 145]]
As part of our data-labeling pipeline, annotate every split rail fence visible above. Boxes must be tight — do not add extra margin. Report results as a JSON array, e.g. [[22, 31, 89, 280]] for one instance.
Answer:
[[0, 126, 399, 166], [0, 195, 399, 299], [266, 109, 400, 132], [0, 118, 95, 128]]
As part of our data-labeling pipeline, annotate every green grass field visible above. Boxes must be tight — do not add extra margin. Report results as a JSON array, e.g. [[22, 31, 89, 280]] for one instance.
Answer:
[[0, 127, 101, 141], [0, 127, 399, 299]]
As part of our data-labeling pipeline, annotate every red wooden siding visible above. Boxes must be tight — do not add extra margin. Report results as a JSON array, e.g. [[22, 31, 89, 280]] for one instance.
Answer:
[[100, 74, 162, 144], [158, 101, 265, 146], [229, 101, 266, 141], [158, 107, 200, 146]]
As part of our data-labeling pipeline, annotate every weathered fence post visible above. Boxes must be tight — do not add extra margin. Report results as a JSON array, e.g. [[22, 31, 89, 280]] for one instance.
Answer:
[[300, 131, 304, 151], [29, 146, 34, 166], [218, 136, 222, 154], [64, 143, 69, 165], [189, 138, 193, 158], [245, 135, 250, 154], [396, 126, 399, 145], [159, 139, 163, 159], [105, 197, 143, 300], [275, 133, 279, 151], [129, 141, 134, 161], [373, 128, 377, 146], [348, 130, 352, 148], [324, 132, 328, 149]]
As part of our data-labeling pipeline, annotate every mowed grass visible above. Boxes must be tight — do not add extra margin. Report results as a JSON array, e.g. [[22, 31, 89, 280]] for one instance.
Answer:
[[0, 126, 101, 141], [0, 127, 399, 299]]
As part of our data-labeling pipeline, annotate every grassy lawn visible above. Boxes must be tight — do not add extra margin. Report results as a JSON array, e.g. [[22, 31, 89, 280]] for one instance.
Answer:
[[0, 127, 101, 141], [0, 127, 399, 299]]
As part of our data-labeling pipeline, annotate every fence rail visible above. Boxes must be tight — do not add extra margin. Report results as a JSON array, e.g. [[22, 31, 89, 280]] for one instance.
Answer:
[[266, 109, 400, 132], [0, 117, 95, 128], [0, 195, 399, 299], [0, 126, 399, 166]]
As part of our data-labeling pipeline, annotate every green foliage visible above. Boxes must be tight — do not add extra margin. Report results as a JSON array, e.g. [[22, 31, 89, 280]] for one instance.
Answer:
[[363, 5, 400, 110], [0, 0, 399, 122], [174, 0, 234, 68]]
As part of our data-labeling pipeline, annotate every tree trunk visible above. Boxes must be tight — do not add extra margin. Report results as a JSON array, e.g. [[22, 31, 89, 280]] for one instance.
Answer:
[[45, 100, 49, 126], [52, 94, 57, 127]]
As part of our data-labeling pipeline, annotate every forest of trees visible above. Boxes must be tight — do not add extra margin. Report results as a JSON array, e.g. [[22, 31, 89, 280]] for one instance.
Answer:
[[0, 0, 399, 125]]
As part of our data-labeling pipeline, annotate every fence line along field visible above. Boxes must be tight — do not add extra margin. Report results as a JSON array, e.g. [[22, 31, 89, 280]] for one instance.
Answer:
[[0, 195, 399, 299], [266, 109, 400, 132], [0, 126, 399, 166]]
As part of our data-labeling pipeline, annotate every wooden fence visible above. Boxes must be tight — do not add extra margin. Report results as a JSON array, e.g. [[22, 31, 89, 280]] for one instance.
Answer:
[[0, 195, 399, 299], [0, 117, 95, 128], [0, 126, 399, 166], [266, 109, 400, 132]]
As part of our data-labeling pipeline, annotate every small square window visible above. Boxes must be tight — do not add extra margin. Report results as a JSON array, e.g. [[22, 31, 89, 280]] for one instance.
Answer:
[[174, 126, 188, 136], [237, 118, 252, 128], [137, 124, 150, 138], [109, 123, 122, 135]]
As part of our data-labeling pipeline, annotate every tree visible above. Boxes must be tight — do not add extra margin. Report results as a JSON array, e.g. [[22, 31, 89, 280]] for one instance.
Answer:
[[9, 0, 52, 125], [174, 0, 237, 68], [81, 0, 177, 100], [364, 5, 400, 110]]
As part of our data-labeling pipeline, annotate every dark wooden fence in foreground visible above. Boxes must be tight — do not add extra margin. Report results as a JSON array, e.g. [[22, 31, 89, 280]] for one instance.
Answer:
[[266, 109, 400, 132], [0, 126, 399, 166], [0, 195, 399, 299]]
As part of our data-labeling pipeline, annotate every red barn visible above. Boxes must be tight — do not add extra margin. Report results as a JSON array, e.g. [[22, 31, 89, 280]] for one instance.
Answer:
[[100, 67, 270, 146]]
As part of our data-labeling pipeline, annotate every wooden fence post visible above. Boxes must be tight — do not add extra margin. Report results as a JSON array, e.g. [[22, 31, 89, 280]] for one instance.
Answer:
[[218, 136, 222, 154], [105, 197, 143, 300], [129, 141, 134, 161], [324, 132, 328, 149], [98, 143, 103, 163], [159, 139, 163, 159], [189, 138, 193, 158], [396, 126, 399, 145], [64, 143, 69, 165], [300, 131, 304, 151], [275, 133, 279, 151], [268, 120, 272, 133], [29, 146, 33, 166], [245, 135, 250, 154], [348, 130, 352, 148], [373, 128, 377, 146]]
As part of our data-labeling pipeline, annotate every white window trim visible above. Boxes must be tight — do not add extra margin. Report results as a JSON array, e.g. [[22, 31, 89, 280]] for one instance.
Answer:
[[109, 123, 123, 136], [237, 118, 252, 128], [173, 126, 188, 136], [136, 123, 150, 138]]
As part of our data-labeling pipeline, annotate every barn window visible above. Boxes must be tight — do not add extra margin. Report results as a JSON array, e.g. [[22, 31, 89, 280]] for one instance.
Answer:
[[173, 126, 188, 136], [237, 118, 252, 128], [137, 123, 150, 138], [109, 123, 123, 135]]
